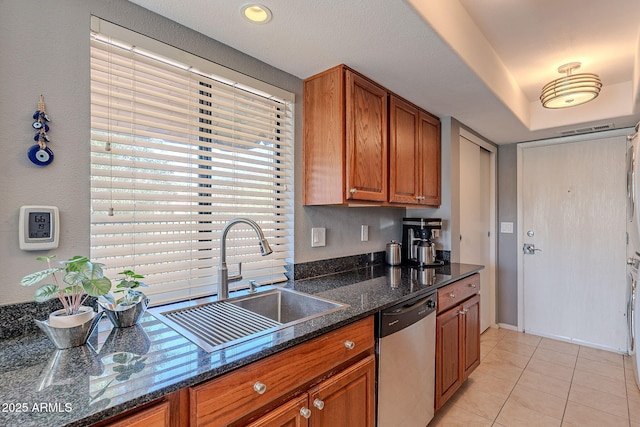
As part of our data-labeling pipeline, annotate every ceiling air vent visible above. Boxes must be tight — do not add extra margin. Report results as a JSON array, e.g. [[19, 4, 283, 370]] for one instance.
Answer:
[[558, 123, 615, 136]]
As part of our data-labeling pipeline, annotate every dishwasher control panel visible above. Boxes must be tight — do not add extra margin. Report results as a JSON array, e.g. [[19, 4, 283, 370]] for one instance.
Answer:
[[377, 292, 437, 338]]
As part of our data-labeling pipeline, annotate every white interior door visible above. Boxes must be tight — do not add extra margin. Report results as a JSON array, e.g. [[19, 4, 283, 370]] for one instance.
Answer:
[[460, 136, 492, 332], [522, 136, 627, 351]]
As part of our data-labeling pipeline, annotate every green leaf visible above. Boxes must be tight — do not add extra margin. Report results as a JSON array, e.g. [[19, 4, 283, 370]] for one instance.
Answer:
[[34, 284, 60, 302], [20, 267, 63, 287], [98, 293, 116, 306], [61, 285, 83, 296], [63, 271, 82, 286], [84, 277, 112, 297], [82, 262, 106, 282]]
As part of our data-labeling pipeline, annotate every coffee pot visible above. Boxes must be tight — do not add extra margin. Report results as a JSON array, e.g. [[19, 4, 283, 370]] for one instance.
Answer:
[[416, 239, 436, 265], [401, 217, 442, 266]]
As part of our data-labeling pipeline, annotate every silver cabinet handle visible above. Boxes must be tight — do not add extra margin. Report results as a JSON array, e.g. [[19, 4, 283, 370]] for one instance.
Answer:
[[300, 407, 312, 419], [253, 381, 267, 394], [449, 292, 456, 298], [469, 283, 477, 288], [313, 398, 325, 410], [349, 188, 357, 194], [344, 340, 355, 350]]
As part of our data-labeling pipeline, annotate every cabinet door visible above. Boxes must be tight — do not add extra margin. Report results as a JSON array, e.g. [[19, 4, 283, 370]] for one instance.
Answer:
[[345, 71, 388, 202], [308, 355, 375, 427], [419, 111, 441, 206], [104, 401, 170, 427], [389, 95, 421, 204], [462, 294, 481, 378], [246, 394, 310, 427], [435, 305, 462, 411]]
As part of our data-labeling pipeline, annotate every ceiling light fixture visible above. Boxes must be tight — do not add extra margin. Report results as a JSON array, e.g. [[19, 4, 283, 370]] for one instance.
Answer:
[[540, 62, 602, 109], [241, 4, 273, 24]]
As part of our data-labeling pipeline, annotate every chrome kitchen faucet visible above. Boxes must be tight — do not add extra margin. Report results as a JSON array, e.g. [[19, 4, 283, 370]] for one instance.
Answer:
[[218, 218, 273, 301]]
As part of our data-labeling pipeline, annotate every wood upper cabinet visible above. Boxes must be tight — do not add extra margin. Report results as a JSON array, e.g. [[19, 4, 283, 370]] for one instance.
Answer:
[[418, 111, 441, 206], [389, 96, 420, 204], [435, 275, 480, 411], [388, 95, 441, 206], [304, 65, 388, 205], [304, 64, 440, 207]]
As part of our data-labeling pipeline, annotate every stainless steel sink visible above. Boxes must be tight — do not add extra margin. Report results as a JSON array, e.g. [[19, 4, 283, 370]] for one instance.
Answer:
[[229, 288, 347, 324], [149, 288, 347, 353]]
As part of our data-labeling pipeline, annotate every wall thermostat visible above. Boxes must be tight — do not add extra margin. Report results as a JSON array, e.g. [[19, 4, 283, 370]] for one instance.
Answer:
[[19, 205, 59, 251]]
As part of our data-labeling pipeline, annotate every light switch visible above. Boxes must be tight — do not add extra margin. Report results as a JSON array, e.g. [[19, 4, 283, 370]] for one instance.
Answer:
[[361, 225, 369, 242], [500, 222, 514, 234], [311, 227, 326, 247]]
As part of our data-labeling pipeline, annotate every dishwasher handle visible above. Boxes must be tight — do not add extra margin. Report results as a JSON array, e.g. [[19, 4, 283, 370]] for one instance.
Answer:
[[382, 295, 436, 318]]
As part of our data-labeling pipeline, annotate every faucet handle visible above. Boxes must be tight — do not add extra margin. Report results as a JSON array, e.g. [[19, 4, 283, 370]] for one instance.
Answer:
[[229, 262, 243, 283], [249, 280, 260, 293]]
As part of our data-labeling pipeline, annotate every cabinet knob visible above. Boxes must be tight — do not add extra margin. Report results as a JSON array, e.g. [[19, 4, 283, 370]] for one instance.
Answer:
[[344, 340, 355, 350], [458, 310, 465, 316], [416, 195, 425, 201], [300, 407, 312, 419], [449, 292, 456, 298], [253, 381, 267, 395], [349, 188, 357, 194], [469, 283, 477, 288], [313, 398, 325, 410]]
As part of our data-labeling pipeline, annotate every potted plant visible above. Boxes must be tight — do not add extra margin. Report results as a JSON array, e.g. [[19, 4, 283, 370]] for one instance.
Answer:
[[20, 255, 112, 348], [98, 269, 150, 328], [21, 255, 112, 327]]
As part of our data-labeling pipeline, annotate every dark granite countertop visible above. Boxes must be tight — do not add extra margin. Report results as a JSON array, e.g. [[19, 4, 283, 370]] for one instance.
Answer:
[[0, 262, 482, 427]]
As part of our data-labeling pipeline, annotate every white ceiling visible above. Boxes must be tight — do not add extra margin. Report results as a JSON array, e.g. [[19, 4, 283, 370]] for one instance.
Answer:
[[128, 0, 640, 144]]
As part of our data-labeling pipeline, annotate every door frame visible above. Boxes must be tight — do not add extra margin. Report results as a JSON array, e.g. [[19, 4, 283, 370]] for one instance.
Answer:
[[460, 128, 497, 329], [516, 128, 631, 331]]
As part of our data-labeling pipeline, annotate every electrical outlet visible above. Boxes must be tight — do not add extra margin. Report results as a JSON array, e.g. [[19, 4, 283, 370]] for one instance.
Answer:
[[311, 227, 326, 247], [361, 225, 369, 242]]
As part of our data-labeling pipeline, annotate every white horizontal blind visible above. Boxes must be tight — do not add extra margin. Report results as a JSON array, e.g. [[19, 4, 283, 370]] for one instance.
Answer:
[[89, 22, 294, 304]]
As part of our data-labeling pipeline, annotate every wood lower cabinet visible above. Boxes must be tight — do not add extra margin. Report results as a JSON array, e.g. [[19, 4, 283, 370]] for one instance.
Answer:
[[248, 355, 375, 427], [190, 317, 375, 426], [99, 390, 187, 427], [246, 394, 310, 427], [435, 275, 481, 411], [103, 402, 170, 427], [388, 95, 441, 207], [308, 355, 375, 427]]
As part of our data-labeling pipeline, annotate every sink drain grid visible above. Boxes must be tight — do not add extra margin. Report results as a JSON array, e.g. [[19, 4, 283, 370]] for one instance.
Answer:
[[159, 301, 282, 351]]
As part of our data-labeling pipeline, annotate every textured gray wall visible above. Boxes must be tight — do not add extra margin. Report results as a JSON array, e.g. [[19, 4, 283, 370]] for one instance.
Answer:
[[0, 0, 407, 305], [497, 143, 518, 326]]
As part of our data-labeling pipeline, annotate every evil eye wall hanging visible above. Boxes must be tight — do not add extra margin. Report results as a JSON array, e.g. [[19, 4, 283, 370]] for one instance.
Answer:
[[28, 94, 54, 166]]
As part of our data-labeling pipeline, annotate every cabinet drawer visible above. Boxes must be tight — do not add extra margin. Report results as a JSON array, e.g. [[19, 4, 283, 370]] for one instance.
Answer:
[[191, 317, 374, 426], [104, 400, 170, 427], [437, 274, 480, 313]]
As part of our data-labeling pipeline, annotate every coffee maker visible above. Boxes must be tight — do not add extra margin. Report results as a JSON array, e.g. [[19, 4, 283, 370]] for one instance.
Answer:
[[401, 217, 442, 266]]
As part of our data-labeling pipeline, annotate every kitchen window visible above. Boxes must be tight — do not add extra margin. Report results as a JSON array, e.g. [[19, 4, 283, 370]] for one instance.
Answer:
[[89, 18, 294, 304]]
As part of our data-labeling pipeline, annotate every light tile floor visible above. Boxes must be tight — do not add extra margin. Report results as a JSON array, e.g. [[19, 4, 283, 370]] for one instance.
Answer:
[[429, 328, 640, 427]]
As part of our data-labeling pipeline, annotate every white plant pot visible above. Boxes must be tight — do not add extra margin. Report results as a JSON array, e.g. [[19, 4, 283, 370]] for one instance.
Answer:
[[48, 306, 95, 328]]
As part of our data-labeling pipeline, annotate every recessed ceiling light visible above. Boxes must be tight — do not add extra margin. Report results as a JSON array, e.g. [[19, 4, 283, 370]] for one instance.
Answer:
[[241, 4, 273, 24]]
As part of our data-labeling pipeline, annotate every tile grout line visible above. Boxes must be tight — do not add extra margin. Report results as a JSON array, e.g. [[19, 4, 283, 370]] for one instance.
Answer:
[[489, 331, 540, 425], [558, 344, 581, 426]]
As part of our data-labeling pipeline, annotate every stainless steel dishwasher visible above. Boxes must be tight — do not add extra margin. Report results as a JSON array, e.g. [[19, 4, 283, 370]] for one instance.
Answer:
[[376, 291, 437, 427]]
